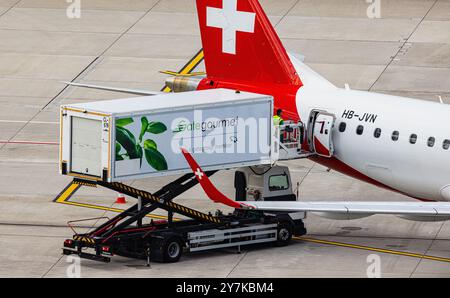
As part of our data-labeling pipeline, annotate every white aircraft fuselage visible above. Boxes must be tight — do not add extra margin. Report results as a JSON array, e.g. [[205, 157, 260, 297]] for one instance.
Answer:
[[291, 56, 450, 202]]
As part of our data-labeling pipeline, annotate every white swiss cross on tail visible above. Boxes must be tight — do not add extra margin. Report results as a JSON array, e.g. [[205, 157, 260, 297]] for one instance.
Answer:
[[206, 0, 256, 55], [195, 168, 204, 180]]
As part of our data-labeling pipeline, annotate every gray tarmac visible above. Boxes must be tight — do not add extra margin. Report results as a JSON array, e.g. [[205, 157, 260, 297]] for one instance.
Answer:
[[0, 0, 449, 277]]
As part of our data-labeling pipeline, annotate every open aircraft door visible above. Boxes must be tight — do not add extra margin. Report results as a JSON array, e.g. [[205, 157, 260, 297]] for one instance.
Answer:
[[308, 111, 336, 158]]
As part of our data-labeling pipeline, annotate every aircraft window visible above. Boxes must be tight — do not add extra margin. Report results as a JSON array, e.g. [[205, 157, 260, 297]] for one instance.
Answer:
[[356, 125, 364, 135], [374, 128, 381, 138], [392, 131, 399, 141], [409, 134, 417, 144], [428, 137, 435, 147], [443, 140, 450, 150], [339, 122, 346, 132], [269, 174, 289, 191]]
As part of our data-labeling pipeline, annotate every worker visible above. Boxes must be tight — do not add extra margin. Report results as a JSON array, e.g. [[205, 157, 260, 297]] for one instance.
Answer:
[[273, 109, 284, 126], [273, 109, 285, 143]]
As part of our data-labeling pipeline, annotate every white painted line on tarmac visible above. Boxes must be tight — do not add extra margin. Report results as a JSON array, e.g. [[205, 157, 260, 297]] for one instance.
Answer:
[[0, 159, 58, 164], [0, 140, 59, 145], [0, 120, 58, 125]]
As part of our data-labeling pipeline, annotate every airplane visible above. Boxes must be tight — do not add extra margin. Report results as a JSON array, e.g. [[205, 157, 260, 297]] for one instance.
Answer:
[[65, 0, 450, 222], [181, 147, 450, 221]]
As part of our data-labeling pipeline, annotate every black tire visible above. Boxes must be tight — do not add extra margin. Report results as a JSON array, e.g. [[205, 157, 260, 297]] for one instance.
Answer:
[[150, 234, 184, 263], [162, 236, 183, 263], [275, 222, 292, 247], [234, 171, 247, 201]]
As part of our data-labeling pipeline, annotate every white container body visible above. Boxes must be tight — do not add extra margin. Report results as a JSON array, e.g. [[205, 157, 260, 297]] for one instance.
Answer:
[[60, 89, 275, 182]]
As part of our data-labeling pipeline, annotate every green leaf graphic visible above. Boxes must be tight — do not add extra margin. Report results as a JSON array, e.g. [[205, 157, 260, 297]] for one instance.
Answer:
[[139, 117, 149, 142], [116, 117, 167, 170], [136, 144, 143, 167], [116, 126, 140, 159], [115, 142, 123, 160], [147, 122, 167, 134], [116, 118, 134, 127], [144, 147, 168, 171], [143, 139, 157, 150]]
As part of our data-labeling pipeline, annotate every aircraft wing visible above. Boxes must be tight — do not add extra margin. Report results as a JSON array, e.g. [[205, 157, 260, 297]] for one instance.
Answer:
[[243, 201, 450, 216], [62, 82, 161, 96], [180, 148, 450, 221]]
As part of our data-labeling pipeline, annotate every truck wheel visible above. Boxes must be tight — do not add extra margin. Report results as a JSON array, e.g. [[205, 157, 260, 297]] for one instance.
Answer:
[[234, 171, 247, 201], [162, 236, 183, 263], [275, 222, 292, 247]]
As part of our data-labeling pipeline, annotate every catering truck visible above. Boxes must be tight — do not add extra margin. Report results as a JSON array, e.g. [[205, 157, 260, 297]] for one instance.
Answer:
[[59, 88, 309, 263], [60, 89, 280, 182]]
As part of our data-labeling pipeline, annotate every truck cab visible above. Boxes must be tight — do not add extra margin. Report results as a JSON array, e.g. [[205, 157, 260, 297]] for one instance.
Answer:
[[234, 165, 297, 202], [234, 165, 306, 234]]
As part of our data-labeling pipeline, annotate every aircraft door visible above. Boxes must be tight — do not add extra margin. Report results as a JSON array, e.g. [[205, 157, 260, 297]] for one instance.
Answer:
[[308, 111, 335, 158]]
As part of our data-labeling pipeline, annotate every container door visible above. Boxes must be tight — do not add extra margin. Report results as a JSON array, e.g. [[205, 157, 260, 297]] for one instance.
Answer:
[[71, 117, 102, 177], [311, 112, 335, 158]]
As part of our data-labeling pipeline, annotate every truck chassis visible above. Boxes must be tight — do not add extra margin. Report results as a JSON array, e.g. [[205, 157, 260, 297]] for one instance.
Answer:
[[60, 173, 306, 264]]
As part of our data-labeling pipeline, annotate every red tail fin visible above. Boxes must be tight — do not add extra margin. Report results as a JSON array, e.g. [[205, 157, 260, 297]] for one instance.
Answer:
[[196, 0, 301, 86], [181, 148, 247, 209]]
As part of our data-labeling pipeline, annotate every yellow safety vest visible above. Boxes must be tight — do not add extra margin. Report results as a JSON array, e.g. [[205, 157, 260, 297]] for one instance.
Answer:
[[273, 115, 284, 126]]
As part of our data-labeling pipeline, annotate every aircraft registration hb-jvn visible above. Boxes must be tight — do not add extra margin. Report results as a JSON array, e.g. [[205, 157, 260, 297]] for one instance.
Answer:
[[66, 0, 450, 222]]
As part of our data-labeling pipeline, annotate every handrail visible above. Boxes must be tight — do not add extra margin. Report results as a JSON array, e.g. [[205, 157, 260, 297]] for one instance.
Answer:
[[67, 217, 111, 235], [101, 226, 157, 244]]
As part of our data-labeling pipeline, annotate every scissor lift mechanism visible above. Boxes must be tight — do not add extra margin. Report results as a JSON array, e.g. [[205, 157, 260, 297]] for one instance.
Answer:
[[60, 173, 306, 263]]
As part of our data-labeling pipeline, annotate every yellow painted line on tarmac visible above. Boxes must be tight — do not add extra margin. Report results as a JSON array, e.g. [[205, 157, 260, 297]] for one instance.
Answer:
[[54, 183, 80, 203], [53, 182, 180, 220], [160, 70, 206, 77], [161, 49, 204, 93], [294, 236, 450, 264], [54, 182, 181, 220], [57, 200, 171, 220]]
